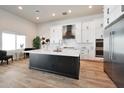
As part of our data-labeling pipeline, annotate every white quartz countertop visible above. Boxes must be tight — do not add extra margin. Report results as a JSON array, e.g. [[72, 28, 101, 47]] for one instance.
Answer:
[[24, 48, 80, 57]]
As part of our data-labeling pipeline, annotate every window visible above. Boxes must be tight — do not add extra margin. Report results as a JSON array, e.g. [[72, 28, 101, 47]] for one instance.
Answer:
[[17, 35, 26, 49], [2, 33, 16, 50], [2, 32, 26, 50]]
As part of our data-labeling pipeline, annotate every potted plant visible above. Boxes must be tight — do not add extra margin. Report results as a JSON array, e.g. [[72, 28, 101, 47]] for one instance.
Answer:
[[33, 36, 41, 49]]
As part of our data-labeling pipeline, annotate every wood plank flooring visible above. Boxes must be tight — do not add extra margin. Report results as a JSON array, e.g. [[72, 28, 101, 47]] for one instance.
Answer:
[[0, 59, 116, 88]]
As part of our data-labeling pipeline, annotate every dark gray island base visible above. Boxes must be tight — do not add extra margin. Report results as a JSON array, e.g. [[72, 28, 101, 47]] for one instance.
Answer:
[[29, 53, 80, 79]]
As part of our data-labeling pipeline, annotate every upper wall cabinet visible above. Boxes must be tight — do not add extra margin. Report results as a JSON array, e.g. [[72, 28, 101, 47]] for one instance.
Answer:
[[104, 5, 124, 28], [81, 20, 95, 43], [50, 25, 62, 44], [95, 19, 104, 39], [75, 22, 82, 43]]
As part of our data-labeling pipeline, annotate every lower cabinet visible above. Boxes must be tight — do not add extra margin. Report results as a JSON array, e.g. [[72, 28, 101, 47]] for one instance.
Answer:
[[53, 57, 79, 75], [80, 43, 95, 60]]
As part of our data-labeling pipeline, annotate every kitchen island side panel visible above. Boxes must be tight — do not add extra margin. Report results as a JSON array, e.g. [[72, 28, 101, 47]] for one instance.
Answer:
[[29, 53, 80, 79]]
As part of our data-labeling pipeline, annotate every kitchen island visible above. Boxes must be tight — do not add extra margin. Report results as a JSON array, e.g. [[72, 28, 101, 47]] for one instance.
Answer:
[[25, 49, 80, 79]]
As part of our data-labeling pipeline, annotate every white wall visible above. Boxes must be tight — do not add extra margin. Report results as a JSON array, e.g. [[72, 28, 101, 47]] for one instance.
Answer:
[[0, 9, 37, 50], [37, 14, 103, 39]]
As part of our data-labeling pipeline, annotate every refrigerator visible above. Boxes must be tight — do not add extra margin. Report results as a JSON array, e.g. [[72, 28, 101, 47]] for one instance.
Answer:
[[104, 18, 124, 87]]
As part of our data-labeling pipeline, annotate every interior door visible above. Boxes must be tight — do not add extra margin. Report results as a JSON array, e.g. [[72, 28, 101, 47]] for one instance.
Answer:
[[111, 19, 124, 87], [104, 26, 113, 79]]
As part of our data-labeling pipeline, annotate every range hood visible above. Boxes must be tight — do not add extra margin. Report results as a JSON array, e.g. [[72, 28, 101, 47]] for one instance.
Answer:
[[63, 25, 75, 39]]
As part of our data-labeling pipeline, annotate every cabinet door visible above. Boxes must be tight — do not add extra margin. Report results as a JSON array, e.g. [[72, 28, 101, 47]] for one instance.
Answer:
[[82, 21, 95, 43], [95, 19, 104, 39], [88, 21, 95, 43], [75, 23, 82, 43], [50, 26, 62, 44], [80, 45, 89, 59], [104, 6, 109, 28], [82, 22, 90, 43], [80, 43, 95, 59], [88, 44, 95, 58]]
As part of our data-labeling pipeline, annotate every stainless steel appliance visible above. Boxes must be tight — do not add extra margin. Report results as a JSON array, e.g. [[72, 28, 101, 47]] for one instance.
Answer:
[[104, 17, 124, 87]]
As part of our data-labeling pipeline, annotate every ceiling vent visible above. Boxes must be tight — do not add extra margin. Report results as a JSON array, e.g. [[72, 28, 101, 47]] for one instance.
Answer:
[[62, 12, 67, 15], [35, 10, 40, 13]]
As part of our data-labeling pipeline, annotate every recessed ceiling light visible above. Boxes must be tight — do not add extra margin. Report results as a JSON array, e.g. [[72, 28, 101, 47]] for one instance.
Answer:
[[52, 13, 56, 16], [68, 10, 72, 13], [36, 17, 40, 20], [18, 6, 23, 10], [89, 5, 92, 9]]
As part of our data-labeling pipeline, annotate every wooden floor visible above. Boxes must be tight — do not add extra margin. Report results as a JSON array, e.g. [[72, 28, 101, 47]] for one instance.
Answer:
[[0, 59, 116, 88]]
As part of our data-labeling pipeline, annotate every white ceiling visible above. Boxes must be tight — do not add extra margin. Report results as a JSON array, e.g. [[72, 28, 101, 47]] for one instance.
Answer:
[[0, 5, 103, 23]]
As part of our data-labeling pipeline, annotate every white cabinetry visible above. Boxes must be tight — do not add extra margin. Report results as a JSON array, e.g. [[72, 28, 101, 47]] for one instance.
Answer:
[[104, 5, 124, 28], [75, 22, 82, 43], [80, 43, 95, 59], [95, 19, 104, 39], [80, 45, 89, 59], [80, 18, 103, 60], [50, 25, 62, 44], [81, 20, 96, 59], [81, 20, 95, 43], [81, 22, 89, 43], [49, 17, 103, 60]]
